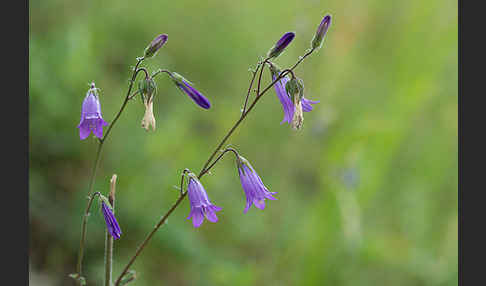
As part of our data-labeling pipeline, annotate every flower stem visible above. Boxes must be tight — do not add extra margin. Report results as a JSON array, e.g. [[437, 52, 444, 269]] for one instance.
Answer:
[[242, 62, 262, 114], [104, 175, 117, 286], [114, 49, 314, 286], [75, 57, 144, 284], [75, 191, 101, 280]]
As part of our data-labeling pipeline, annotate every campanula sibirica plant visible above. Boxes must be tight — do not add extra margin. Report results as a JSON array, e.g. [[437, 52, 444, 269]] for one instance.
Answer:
[[71, 14, 333, 285]]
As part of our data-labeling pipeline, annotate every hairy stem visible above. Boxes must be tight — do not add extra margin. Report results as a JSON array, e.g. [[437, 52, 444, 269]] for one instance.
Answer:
[[200, 148, 240, 177], [242, 62, 262, 114], [114, 50, 313, 285], [104, 175, 117, 286]]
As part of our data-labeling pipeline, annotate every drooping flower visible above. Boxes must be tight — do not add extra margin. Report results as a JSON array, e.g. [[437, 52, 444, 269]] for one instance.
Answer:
[[311, 14, 332, 50], [169, 72, 211, 109], [144, 34, 168, 58], [269, 65, 319, 125], [186, 173, 222, 227], [139, 76, 157, 131], [268, 32, 296, 59], [77, 83, 109, 140], [141, 96, 156, 131], [101, 201, 122, 240], [237, 156, 277, 213]]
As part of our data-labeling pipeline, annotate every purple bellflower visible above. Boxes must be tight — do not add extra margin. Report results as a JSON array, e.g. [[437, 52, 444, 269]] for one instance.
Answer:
[[269, 65, 319, 125], [77, 83, 109, 140], [186, 173, 222, 227], [237, 156, 277, 213], [268, 32, 296, 59], [170, 72, 211, 109], [101, 201, 122, 240]]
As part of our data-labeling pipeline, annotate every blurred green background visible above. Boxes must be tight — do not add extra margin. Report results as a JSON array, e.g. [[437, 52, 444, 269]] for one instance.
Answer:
[[29, 0, 457, 285]]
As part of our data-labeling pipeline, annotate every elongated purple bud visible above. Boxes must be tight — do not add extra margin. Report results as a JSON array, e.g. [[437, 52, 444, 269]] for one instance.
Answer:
[[144, 34, 168, 58], [267, 32, 295, 59], [311, 14, 332, 50], [169, 72, 211, 109]]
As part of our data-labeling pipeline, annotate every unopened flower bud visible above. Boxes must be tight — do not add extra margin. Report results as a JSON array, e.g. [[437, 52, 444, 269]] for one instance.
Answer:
[[267, 32, 295, 59], [169, 72, 211, 109], [311, 14, 332, 50], [144, 34, 168, 58]]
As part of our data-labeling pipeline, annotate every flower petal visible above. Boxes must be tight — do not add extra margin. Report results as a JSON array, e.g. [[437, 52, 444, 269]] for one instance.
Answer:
[[302, 97, 319, 112], [192, 208, 204, 228], [204, 207, 219, 223], [78, 122, 92, 140], [254, 199, 266, 210]]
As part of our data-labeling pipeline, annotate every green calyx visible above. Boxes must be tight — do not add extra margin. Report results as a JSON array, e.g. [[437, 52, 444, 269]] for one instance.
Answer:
[[138, 77, 157, 102]]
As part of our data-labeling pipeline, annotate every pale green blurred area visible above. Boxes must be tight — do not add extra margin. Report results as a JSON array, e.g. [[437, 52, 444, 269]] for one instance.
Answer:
[[29, 0, 457, 285]]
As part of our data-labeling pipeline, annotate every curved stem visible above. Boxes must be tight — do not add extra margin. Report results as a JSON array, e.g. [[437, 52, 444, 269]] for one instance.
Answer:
[[200, 147, 240, 177], [75, 191, 101, 279], [104, 175, 117, 286], [151, 69, 172, 79], [256, 58, 269, 99], [114, 49, 314, 286], [75, 57, 144, 284], [102, 58, 145, 143], [242, 63, 262, 114]]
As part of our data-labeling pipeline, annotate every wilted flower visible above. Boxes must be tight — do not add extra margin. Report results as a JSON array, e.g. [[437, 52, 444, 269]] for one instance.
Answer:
[[269, 65, 319, 125], [169, 72, 211, 109], [267, 32, 295, 59], [237, 156, 277, 213], [311, 14, 332, 50], [291, 92, 304, 130], [77, 83, 108, 140], [144, 34, 168, 58], [139, 77, 157, 131], [101, 201, 122, 240], [141, 96, 156, 131], [186, 173, 222, 227]]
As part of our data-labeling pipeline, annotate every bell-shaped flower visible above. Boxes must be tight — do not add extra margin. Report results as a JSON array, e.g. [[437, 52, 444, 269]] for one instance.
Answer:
[[186, 173, 222, 227], [77, 83, 109, 140], [269, 65, 319, 125], [237, 156, 277, 213]]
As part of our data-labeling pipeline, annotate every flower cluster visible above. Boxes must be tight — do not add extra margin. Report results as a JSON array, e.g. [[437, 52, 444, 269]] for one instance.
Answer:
[[185, 153, 277, 228], [77, 14, 332, 233]]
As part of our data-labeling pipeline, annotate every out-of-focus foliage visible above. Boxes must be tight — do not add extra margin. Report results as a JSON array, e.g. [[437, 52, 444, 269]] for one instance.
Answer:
[[29, 0, 457, 285]]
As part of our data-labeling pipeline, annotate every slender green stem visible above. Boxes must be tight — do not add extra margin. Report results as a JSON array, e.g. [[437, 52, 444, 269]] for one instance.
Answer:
[[114, 49, 314, 286], [200, 148, 240, 177], [151, 69, 172, 79], [105, 175, 117, 286], [75, 57, 144, 284], [256, 58, 269, 99], [242, 62, 262, 114], [75, 191, 101, 280]]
